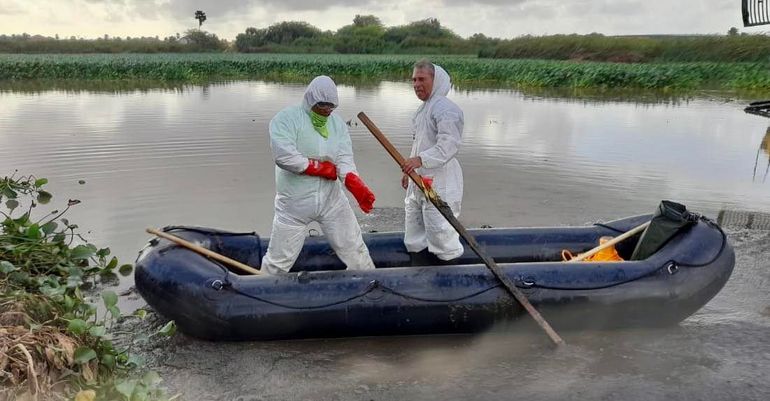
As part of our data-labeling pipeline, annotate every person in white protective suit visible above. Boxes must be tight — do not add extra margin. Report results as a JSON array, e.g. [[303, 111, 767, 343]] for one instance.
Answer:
[[261, 75, 377, 275], [400, 60, 465, 261]]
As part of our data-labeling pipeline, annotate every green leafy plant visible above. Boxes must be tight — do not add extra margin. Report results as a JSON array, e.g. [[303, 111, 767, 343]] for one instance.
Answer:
[[0, 172, 177, 401]]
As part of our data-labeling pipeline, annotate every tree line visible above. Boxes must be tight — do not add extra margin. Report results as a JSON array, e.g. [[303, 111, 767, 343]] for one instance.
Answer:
[[1, 15, 768, 63], [234, 15, 497, 54]]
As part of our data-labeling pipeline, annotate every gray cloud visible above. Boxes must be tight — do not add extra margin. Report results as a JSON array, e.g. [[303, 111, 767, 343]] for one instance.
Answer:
[[2, 0, 751, 40], [157, 0, 377, 17], [442, 0, 528, 5], [598, 1, 646, 16], [0, 0, 27, 15]]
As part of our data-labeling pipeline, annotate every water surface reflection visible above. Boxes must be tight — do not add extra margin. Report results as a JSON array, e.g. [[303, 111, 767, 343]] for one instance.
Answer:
[[0, 81, 767, 268]]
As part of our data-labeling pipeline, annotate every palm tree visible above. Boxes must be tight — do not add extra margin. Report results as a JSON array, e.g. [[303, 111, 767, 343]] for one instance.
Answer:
[[194, 10, 207, 28]]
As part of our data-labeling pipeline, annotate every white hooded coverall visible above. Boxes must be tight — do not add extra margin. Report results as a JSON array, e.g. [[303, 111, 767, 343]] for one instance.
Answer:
[[405, 64, 465, 260], [261, 76, 375, 274]]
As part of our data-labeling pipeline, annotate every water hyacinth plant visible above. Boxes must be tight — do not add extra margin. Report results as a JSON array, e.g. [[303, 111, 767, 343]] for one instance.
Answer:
[[0, 53, 768, 90], [0, 172, 176, 401]]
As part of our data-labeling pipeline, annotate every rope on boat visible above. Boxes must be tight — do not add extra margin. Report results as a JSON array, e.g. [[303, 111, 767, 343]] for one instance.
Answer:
[[162, 226, 257, 236], [223, 276, 503, 310], [199, 215, 728, 309]]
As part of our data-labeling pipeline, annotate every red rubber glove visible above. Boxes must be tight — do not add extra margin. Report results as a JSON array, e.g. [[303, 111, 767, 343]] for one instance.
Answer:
[[304, 159, 337, 180], [344, 173, 375, 213], [421, 176, 433, 191]]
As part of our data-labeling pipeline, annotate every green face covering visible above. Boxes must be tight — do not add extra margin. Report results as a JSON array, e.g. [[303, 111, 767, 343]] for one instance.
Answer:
[[310, 111, 329, 139]]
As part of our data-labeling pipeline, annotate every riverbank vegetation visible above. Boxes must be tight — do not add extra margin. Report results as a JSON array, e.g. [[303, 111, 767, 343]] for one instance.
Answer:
[[0, 53, 768, 90], [2, 15, 768, 90], [0, 30, 226, 54], [0, 173, 175, 401], [3, 15, 768, 63]]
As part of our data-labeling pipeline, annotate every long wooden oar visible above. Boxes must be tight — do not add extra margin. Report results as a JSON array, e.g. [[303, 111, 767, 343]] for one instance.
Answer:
[[357, 112, 564, 346], [146, 228, 261, 275], [568, 221, 650, 262]]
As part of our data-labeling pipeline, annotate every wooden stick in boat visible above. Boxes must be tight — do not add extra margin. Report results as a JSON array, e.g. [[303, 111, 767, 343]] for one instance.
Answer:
[[357, 111, 565, 347], [568, 221, 650, 262], [146, 228, 261, 275]]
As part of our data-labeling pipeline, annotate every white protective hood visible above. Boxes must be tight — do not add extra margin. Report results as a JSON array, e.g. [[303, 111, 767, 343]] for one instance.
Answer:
[[302, 75, 339, 110]]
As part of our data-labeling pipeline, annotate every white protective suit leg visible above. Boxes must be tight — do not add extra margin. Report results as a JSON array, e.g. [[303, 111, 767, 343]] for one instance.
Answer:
[[319, 190, 375, 270], [261, 214, 309, 274], [405, 195, 464, 260], [404, 195, 428, 252]]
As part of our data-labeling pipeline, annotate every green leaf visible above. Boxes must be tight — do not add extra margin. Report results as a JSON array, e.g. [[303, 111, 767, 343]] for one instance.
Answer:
[[106, 256, 118, 270], [25, 224, 42, 240], [34, 178, 48, 187], [13, 215, 29, 227], [96, 247, 110, 258], [102, 290, 118, 308], [115, 379, 137, 399], [67, 319, 88, 335], [0, 261, 16, 274], [71, 244, 96, 260], [158, 320, 177, 337], [9, 270, 30, 284], [133, 309, 147, 319], [37, 190, 52, 204], [1, 186, 17, 199], [53, 232, 66, 243], [41, 221, 58, 235], [108, 306, 120, 319], [5, 199, 19, 210], [73, 346, 97, 364], [100, 271, 119, 286], [100, 353, 116, 369], [63, 294, 75, 310], [118, 264, 133, 276], [100, 339, 114, 351], [88, 325, 106, 337], [40, 284, 66, 297]]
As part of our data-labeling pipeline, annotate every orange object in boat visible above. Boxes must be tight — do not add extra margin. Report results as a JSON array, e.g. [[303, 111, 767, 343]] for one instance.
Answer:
[[562, 236, 624, 262]]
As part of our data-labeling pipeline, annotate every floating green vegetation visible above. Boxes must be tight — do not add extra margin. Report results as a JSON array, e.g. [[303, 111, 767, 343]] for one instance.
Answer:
[[0, 54, 768, 90], [0, 172, 176, 401]]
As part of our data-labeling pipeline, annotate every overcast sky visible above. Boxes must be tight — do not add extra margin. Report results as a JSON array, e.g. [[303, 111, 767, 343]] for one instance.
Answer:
[[0, 0, 764, 40]]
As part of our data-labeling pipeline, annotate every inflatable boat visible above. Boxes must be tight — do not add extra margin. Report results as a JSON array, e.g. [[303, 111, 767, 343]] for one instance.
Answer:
[[134, 213, 734, 341]]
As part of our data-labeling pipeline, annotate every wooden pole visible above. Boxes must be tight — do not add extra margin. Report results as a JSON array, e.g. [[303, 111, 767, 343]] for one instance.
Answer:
[[568, 221, 650, 262], [357, 112, 565, 346], [146, 228, 261, 275]]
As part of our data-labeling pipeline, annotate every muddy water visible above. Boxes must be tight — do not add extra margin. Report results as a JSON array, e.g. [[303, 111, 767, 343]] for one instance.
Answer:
[[0, 82, 767, 261], [1, 81, 769, 400]]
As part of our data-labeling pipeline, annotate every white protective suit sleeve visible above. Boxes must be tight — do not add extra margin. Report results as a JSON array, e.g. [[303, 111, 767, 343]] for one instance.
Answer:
[[418, 108, 463, 169], [269, 115, 309, 174], [335, 125, 357, 179]]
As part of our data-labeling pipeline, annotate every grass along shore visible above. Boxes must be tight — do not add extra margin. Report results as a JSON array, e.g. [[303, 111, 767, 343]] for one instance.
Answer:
[[0, 53, 768, 90]]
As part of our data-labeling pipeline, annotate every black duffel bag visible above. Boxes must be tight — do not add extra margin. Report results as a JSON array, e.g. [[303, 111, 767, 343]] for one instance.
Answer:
[[631, 200, 699, 260]]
